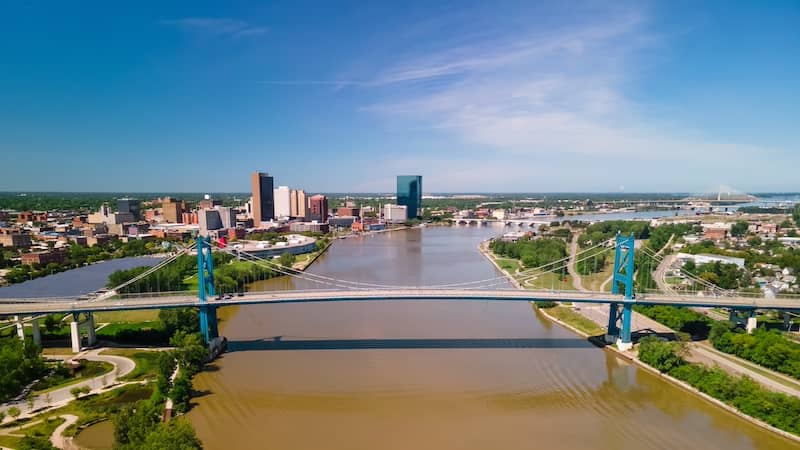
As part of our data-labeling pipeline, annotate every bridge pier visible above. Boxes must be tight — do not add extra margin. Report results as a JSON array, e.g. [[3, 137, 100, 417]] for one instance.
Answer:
[[13, 315, 25, 340], [30, 318, 41, 347], [68, 312, 97, 353], [605, 303, 619, 344], [617, 303, 633, 351], [70, 319, 81, 353], [86, 313, 97, 346], [199, 305, 219, 344], [745, 310, 758, 334]]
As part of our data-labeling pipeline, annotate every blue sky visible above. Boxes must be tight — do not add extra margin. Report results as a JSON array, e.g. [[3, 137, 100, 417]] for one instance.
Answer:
[[1, 1, 798, 193]]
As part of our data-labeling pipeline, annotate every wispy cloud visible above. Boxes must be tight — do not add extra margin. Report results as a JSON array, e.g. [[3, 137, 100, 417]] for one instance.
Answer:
[[161, 18, 267, 38], [350, 6, 794, 191]]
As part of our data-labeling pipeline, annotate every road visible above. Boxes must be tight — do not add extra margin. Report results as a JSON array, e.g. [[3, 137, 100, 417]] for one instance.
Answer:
[[567, 234, 586, 292], [0, 348, 135, 421], [3, 288, 799, 318]]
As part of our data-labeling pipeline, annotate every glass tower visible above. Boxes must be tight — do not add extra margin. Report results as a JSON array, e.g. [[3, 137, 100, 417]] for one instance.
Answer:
[[396, 175, 422, 219]]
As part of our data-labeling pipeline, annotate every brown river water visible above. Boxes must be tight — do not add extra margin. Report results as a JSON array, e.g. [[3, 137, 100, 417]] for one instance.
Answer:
[[79, 226, 800, 449]]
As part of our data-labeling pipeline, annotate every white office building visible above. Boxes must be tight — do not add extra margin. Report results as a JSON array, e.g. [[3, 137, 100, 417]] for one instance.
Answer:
[[384, 204, 407, 224], [274, 186, 291, 218]]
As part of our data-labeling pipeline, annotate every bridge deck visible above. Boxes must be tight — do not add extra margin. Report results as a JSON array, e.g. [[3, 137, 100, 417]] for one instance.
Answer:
[[1, 289, 799, 315]]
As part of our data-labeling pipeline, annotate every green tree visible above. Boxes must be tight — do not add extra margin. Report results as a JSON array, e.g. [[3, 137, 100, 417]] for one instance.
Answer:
[[794, 204, 800, 227], [730, 221, 749, 238], [637, 336, 686, 372], [7, 406, 20, 420], [279, 252, 296, 268], [139, 420, 203, 450], [43, 315, 60, 333]]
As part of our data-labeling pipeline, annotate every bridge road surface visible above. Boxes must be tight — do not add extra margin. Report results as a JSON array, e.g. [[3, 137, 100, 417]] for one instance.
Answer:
[[2, 289, 800, 316]]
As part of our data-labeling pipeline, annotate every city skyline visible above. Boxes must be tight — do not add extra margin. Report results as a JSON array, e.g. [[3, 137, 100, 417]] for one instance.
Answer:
[[1, 1, 798, 193]]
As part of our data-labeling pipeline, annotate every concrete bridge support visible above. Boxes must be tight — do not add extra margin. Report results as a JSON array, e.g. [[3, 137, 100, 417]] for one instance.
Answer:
[[745, 310, 758, 334], [30, 318, 41, 347], [12, 316, 41, 347], [70, 320, 81, 353], [14, 315, 25, 340], [69, 312, 97, 353]]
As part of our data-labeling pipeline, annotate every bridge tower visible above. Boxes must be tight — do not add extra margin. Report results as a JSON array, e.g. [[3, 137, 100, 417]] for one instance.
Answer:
[[197, 236, 219, 344], [605, 232, 635, 351]]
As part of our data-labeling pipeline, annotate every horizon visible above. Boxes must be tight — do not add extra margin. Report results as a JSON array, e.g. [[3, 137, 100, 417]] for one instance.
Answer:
[[1, 1, 798, 192]]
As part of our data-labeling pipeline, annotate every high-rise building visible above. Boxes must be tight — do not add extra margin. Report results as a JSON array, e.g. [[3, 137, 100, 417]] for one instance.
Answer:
[[274, 186, 291, 218], [162, 197, 183, 223], [199, 209, 222, 235], [218, 206, 236, 229], [290, 189, 307, 219], [308, 194, 329, 222], [117, 198, 141, 221], [251, 172, 275, 226], [397, 175, 422, 219], [384, 204, 407, 223]]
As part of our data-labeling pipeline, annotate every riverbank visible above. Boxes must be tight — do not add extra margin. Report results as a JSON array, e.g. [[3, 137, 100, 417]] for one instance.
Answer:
[[478, 235, 800, 443]]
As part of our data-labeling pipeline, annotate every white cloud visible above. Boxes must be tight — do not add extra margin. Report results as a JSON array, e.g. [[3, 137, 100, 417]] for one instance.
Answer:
[[355, 7, 795, 191]]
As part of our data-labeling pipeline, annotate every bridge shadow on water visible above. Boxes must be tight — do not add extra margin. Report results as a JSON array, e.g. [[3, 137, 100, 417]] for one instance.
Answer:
[[226, 337, 593, 352]]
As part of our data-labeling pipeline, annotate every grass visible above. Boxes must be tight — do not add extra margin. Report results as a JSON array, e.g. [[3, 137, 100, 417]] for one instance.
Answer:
[[496, 258, 520, 272], [94, 310, 160, 323], [519, 272, 577, 291], [32, 360, 114, 395], [541, 305, 605, 336], [101, 349, 161, 381], [0, 415, 65, 449]]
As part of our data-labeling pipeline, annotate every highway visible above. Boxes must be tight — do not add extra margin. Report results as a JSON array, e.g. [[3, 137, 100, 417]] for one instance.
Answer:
[[2, 288, 800, 316]]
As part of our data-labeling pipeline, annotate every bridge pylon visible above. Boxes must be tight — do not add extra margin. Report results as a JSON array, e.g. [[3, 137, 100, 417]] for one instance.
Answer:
[[197, 236, 219, 344], [605, 233, 635, 351]]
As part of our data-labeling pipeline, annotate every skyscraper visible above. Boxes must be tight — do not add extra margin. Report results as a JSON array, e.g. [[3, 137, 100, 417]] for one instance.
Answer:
[[397, 175, 422, 219], [251, 172, 274, 226], [308, 194, 329, 222], [117, 198, 141, 221], [290, 189, 307, 219], [273, 186, 291, 218]]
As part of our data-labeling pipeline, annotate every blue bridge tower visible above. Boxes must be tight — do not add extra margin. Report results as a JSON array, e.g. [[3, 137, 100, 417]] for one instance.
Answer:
[[606, 233, 635, 351], [197, 236, 219, 344]]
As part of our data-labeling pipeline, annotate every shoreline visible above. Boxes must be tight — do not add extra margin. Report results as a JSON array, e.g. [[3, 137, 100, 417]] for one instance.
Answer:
[[477, 236, 800, 444]]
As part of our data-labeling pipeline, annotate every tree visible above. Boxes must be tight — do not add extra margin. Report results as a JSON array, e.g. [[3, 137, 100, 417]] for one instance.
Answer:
[[279, 252, 296, 268], [43, 315, 60, 333], [7, 406, 20, 420], [730, 221, 749, 238], [637, 336, 686, 373], [139, 420, 203, 450], [794, 204, 800, 227]]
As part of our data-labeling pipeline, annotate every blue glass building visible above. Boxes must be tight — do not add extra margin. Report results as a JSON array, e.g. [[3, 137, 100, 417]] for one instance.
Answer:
[[397, 175, 422, 219]]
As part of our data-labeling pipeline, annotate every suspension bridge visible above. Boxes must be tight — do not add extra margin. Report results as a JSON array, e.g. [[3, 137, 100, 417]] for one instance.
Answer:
[[1, 233, 799, 353]]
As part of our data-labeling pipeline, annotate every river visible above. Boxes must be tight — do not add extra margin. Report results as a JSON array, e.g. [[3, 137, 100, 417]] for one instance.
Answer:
[[186, 226, 799, 450]]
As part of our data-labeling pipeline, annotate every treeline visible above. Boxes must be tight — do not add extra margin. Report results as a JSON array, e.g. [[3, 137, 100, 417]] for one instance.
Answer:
[[490, 237, 567, 270], [107, 253, 280, 294], [577, 220, 653, 249], [0, 338, 47, 403], [3, 239, 173, 285], [633, 305, 711, 340], [710, 322, 800, 380], [683, 260, 751, 290], [638, 337, 800, 436], [682, 239, 800, 275]]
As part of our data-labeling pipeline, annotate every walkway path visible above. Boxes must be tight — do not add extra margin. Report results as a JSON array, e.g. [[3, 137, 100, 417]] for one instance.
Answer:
[[1, 348, 135, 421], [567, 234, 586, 292], [49, 414, 78, 450]]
